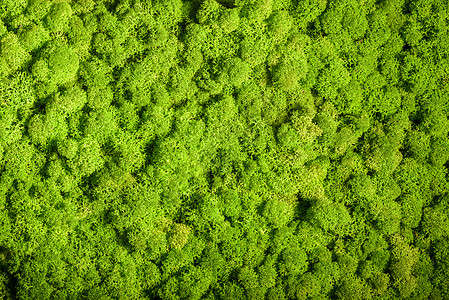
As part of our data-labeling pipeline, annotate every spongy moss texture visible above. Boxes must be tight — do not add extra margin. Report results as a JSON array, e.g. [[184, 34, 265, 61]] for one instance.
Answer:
[[0, 0, 449, 299]]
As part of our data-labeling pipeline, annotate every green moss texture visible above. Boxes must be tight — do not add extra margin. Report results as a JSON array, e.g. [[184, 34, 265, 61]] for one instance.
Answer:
[[0, 0, 449, 299]]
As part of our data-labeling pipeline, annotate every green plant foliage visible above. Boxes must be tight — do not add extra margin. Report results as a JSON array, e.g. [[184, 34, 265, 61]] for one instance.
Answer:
[[335, 274, 371, 300], [44, 1, 72, 32], [0, 33, 31, 75], [222, 57, 251, 88], [267, 10, 293, 43], [0, 0, 448, 299], [18, 24, 50, 52], [263, 198, 295, 228], [278, 243, 308, 276], [68, 136, 104, 177], [271, 52, 308, 91], [389, 234, 420, 297], [308, 200, 352, 233], [38, 42, 80, 86], [48, 85, 86, 114], [421, 196, 449, 241], [28, 111, 68, 148], [0, 0, 27, 21], [316, 57, 351, 99], [218, 8, 240, 34]]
